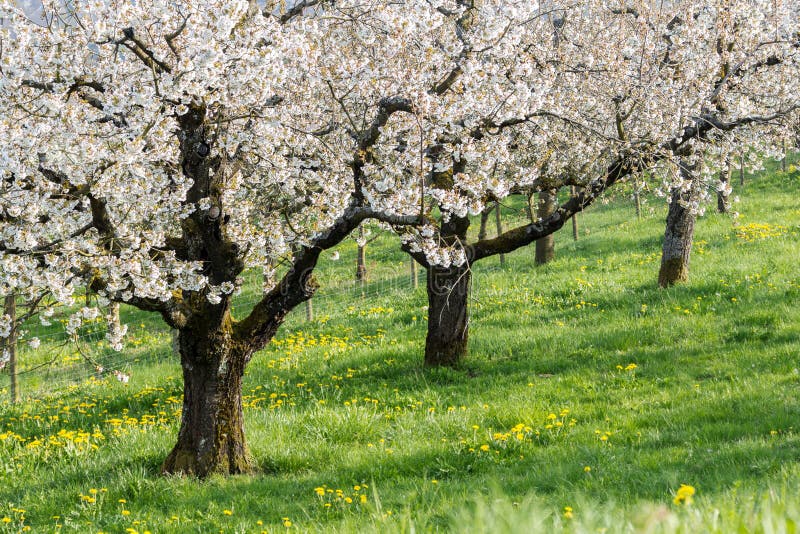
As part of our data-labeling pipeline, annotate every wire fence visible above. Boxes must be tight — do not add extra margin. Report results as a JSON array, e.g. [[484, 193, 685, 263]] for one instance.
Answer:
[[0, 149, 790, 402], [0, 252, 512, 401]]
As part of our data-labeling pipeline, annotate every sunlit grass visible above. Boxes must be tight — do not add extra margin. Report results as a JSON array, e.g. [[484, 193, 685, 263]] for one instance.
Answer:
[[0, 163, 798, 532]]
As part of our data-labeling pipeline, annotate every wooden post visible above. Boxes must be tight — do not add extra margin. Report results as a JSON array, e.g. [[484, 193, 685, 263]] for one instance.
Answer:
[[571, 186, 579, 241], [525, 194, 535, 223], [782, 140, 787, 172], [494, 201, 505, 266], [4, 295, 18, 403], [305, 299, 314, 322], [478, 204, 493, 240], [356, 227, 367, 298], [740, 152, 745, 186], [717, 158, 732, 214], [411, 257, 419, 289], [633, 178, 642, 220]]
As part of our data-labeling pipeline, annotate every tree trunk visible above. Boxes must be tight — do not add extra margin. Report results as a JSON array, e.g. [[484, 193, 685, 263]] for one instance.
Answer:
[[535, 189, 558, 265], [494, 202, 506, 266], [658, 161, 700, 288], [425, 263, 470, 367], [4, 295, 18, 404], [717, 159, 732, 214], [162, 320, 252, 477], [477, 205, 493, 241]]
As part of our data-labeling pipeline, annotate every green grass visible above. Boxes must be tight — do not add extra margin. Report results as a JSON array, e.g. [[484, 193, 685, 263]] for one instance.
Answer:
[[0, 163, 799, 533]]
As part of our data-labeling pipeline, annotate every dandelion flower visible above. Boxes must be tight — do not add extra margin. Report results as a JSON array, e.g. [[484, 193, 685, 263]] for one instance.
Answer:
[[673, 484, 696, 505]]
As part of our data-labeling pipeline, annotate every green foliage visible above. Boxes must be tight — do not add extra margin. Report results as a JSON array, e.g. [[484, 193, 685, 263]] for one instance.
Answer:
[[0, 166, 798, 532]]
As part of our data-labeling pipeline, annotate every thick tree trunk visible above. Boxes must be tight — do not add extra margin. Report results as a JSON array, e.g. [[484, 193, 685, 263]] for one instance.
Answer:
[[658, 161, 700, 288], [162, 321, 252, 477], [535, 189, 558, 265], [425, 263, 470, 367], [4, 296, 18, 404]]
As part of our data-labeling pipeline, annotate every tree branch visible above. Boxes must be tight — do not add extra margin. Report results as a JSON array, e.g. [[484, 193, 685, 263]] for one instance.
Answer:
[[470, 107, 797, 260], [234, 201, 421, 349]]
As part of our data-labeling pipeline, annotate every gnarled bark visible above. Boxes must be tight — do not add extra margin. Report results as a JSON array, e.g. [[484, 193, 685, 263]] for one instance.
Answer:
[[162, 315, 252, 477], [659, 160, 700, 287], [425, 263, 470, 367], [423, 210, 470, 367]]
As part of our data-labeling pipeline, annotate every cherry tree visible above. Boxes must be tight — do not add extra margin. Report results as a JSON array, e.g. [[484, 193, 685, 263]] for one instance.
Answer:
[[0, 0, 424, 476], [0, 0, 797, 476], [381, 0, 798, 364]]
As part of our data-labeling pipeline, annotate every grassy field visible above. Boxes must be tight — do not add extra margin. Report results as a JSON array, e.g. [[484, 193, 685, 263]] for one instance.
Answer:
[[0, 163, 799, 533]]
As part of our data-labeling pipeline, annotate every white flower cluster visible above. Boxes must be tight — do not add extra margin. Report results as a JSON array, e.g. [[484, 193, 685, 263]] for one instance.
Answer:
[[0, 0, 794, 347]]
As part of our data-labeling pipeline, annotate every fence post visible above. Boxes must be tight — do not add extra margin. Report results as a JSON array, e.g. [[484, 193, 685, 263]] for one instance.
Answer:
[[356, 226, 367, 298], [494, 201, 505, 266], [740, 152, 745, 185], [410, 257, 419, 289], [4, 295, 18, 403], [571, 186, 579, 241], [782, 139, 787, 172]]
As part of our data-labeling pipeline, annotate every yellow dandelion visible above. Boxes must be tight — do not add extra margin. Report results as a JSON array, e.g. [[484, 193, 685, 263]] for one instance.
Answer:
[[673, 484, 696, 505]]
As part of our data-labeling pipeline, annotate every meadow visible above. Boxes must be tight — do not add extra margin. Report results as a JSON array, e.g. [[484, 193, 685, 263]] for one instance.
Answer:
[[0, 163, 799, 533]]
